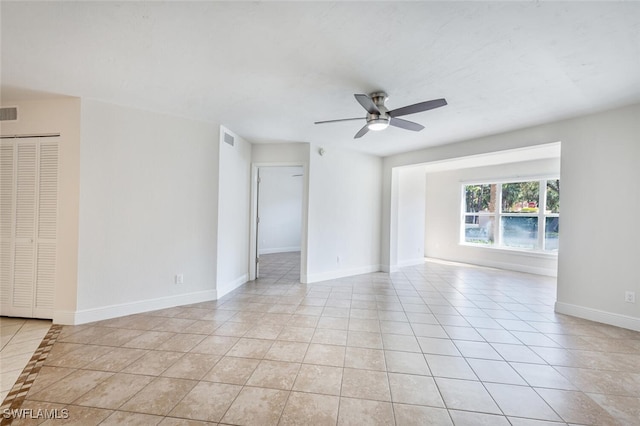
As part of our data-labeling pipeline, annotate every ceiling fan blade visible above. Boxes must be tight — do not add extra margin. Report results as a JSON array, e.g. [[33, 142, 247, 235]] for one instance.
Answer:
[[354, 124, 369, 139], [390, 117, 425, 132], [314, 117, 364, 125], [388, 98, 447, 117], [354, 94, 380, 114]]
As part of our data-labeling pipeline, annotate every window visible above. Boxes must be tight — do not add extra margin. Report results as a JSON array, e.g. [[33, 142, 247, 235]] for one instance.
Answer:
[[462, 179, 559, 252]]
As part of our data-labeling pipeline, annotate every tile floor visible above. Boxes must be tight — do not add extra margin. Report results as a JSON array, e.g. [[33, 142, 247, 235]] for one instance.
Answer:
[[0, 317, 52, 403], [2, 253, 640, 425]]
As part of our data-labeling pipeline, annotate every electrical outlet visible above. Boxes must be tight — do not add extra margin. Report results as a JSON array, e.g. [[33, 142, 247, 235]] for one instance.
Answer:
[[625, 291, 635, 303], [175, 274, 184, 285]]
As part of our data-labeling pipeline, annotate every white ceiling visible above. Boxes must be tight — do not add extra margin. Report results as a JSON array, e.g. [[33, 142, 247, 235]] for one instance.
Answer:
[[2, 2, 639, 156]]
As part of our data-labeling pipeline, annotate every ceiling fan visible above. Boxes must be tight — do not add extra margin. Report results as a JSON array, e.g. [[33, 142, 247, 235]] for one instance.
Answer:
[[315, 92, 447, 139]]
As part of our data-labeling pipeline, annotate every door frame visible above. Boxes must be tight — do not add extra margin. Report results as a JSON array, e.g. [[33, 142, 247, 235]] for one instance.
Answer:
[[249, 162, 309, 282]]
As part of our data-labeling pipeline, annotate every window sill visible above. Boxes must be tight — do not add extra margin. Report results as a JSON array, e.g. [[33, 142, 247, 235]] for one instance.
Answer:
[[459, 243, 558, 259]]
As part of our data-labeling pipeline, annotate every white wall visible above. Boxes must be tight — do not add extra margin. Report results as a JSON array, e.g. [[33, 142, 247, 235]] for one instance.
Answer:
[[258, 166, 303, 255], [0, 98, 81, 323], [424, 158, 560, 276], [396, 166, 427, 267], [216, 126, 252, 298], [383, 103, 640, 331], [306, 147, 382, 282], [252, 143, 309, 164], [76, 99, 220, 323]]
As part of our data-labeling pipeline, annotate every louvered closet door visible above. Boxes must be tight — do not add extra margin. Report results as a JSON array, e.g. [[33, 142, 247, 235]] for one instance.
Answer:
[[0, 139, 57, 319], [0, 143, 14, 312]]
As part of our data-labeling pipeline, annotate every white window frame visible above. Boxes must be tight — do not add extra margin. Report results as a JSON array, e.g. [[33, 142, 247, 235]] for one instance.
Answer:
[[460, 177, 559, 254]]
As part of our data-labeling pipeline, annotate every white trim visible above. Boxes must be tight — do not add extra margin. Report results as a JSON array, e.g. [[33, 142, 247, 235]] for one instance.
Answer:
[[555, 302, 640, 332], [259, 246, 301, 255], [304, 264, 381, 284], [53, 289, 218, 325], [217, 273, 249, 299]]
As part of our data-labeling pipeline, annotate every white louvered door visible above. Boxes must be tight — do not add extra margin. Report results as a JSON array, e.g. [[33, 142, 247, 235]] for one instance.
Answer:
[[0, 138, 58, 319]]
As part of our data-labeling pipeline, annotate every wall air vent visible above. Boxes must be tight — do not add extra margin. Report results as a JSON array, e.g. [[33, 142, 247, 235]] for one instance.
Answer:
[[223, 132, 235, 146], [0, 107, 18, 121]]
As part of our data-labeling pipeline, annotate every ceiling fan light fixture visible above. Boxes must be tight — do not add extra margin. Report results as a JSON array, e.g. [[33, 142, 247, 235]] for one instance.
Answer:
[[367, 118, 390, 131]]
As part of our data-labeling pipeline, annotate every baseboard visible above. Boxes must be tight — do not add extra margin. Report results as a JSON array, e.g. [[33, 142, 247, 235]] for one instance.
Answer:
[[305, 264, 381, 283], [53, 289, 218, 325], [433, 257, 557, 277], [259, 247, 300, 255], [217, 273, 249, 299], [555, 301, 640, 332]]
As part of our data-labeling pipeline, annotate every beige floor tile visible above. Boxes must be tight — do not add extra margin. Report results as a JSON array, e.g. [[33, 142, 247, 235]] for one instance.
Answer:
[[26, 366, 76, 397], [221, 386, 289, 426], [292, 364, 343, 395], [388, 372, 444, 407], [466, 358, 527, 385], [168, 381, 241, 422], [119, 377, 197, 416], [424, 354, 476, 380], [312, 328, 348, 346], [121, 330, 176, 350], [588, 393, 640, 426], [90, 329, 145, 347], [28, 369, 114, 404], [303, 343, 345, 367], [159, 417, 216, 425], [155, 333, 205, 352], [226, 337, 274, 358], [337, 397, 394, 426], [393, 404, 452, 425], [280, 391, 339, 426], [346, 330, 383, 349], [246, 359, 300, 390], [73, 373, 154, 409], [317, 316, 349, 330], [183, 320, 221, 335], [277, 326, 315, 342], [39, 404, 112, 425], [417, 337, 461, 356], [189, 335, 238, 355], [43, 344, 112, 369], [448, 409, 510, 425], [491, 342, 546, 364], [341, 368, 390, 401], [384, 350, 430, 375], [244, 324, 284, 340], [453, 340, 502, 360], [151, 317, 197, 333], [161, 353, 220, 380], [264, 340, 308, 362], [344, 347, 386, 371], [382, 333, 421, 352], [83, 347, 147, 372], [510, 362, 577, 390], [121, 350, 183, 376], [202, 356, 259, 385], [535, 388, 619, 424], [435, 377, 501, 414], [99, 411, 163, 425], [211, 321, 254, 337], [485, 383, 561, 421]]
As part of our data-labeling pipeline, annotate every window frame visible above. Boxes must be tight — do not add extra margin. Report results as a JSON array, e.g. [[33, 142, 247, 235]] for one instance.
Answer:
[[460, 176, 559, 254]]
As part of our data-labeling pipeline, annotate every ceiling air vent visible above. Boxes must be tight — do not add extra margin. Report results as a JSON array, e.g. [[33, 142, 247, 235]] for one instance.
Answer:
[[223, 132, 235, 146], [0, 107, 18, 121]]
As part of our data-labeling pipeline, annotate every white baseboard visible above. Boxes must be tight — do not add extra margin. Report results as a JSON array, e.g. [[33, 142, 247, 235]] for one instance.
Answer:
[[259, 247, 301, 255], [53, 289, 218, 325], [305, 264, 381, 284], [555, 301, 640, 332], [217, 273, 249, 299]]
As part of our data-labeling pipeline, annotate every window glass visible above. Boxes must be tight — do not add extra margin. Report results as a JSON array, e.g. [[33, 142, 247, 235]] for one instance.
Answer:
[[501, 216, 538, 249], [545, 217, 559, 251], [546, 179, 560, 213], [464, 216, 495, 245], [464, 184, 496, 213], [501, 182, 539, 213]]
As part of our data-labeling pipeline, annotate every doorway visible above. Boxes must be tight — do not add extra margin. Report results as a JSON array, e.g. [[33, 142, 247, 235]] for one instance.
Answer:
[[250, 165, 305, 282]]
